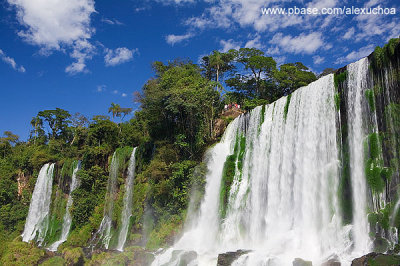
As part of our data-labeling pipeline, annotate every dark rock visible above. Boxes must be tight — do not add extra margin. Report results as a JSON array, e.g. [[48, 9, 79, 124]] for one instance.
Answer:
[[351, 252, 400, 266], [321, 258, 341, 266], [293, 258, 312, 266], [217, 250, 250, 266]]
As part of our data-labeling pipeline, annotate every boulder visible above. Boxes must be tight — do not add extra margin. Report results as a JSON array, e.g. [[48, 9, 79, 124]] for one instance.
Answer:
[[293, 258, 312, 266], [217, 250, 250, 266]]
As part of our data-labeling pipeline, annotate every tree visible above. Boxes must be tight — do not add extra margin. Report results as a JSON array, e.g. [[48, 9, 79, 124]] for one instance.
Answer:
[[318, 68, 336, 78], [37, 108, 71, 140], [108, 103, 121, 121], [203, 51, 235, 84], [225, 48, 277, 101], [0, 131, 19, 158], [70, 113, 89, 146], [139, 61, 220, 156], [274, 62, 317, 95]]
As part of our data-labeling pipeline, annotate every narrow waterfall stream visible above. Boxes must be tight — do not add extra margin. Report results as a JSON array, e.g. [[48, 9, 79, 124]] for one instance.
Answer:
[[116, 147, 138, 251], [95, 151, 119, 249]]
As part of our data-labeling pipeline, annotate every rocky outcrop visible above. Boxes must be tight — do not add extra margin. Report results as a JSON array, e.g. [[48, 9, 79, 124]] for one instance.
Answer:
[[293, 258, 312, 266], [17, 170, 28, 199], [217, 250, 250, 266], [351, 252, 400, 266], [321, 258, 341, 266]]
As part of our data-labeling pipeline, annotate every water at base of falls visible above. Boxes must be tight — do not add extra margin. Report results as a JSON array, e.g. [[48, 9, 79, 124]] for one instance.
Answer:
[[47, 161, 81, 252], [21, 163, 55, 244], [153, 62, 375, 266], [116, 147, 138, 251]]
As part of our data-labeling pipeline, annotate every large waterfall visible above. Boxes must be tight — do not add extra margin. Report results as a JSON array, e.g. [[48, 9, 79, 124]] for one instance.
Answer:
[[116, 147, 138, 251], [21, 163, 55, 244], [48, 161, 81, 251], [152, 57, 387, 266]]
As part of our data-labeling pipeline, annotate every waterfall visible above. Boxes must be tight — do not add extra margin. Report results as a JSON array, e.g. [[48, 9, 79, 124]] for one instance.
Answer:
[[48, 161, 81, 251], [116, 147, 138, 251], [153, 67, 377, 265], [346, 58, 372, 254], [21, 163, 55, 244], [95, 151, 120, 249]]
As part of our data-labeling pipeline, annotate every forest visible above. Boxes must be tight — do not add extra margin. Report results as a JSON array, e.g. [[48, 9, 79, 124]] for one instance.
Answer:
[[1, 38, 399, 265]]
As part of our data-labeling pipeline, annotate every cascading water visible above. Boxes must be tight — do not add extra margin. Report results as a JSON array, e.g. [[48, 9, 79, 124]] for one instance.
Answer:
[[153, 58, 383, 265], [93, 151, 119, 249], [346, 58, 372, 255], [48, 161, 81, 251], [116, 147, 138, 251], [21, 163, 55, 245]]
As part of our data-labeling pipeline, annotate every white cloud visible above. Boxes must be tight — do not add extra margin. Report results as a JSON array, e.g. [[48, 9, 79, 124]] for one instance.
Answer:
[[306, 0, 338, 10], [165, 32, 193, 46], [97, 85, 106, 92], [66, 39, 95, 74], [122, 93, 127, 97], [8, 0, 95, 50], [102, 18, 124, 26], [342, 27, 355, 40], [0, 49, 26, 72], [8, 0, 96, 74], [220, 39, 241, 52], [354, 12, 400, 42], [113, 90, 119, 94], [245, 35, 264, 49], [270, 32, 324, 54], [335, 44, 374, 65], [313, 55, 325, 65], [364, 0, 381, 8], [104, 47, 137, 67], [274, 56, 286, 66]]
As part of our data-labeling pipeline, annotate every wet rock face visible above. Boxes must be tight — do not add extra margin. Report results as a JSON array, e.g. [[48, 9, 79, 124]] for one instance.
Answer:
[[217, 250, 250, 266], [293, 258, 312, 266], [351, 252, 400, 266], [321, 258, 341, 266]]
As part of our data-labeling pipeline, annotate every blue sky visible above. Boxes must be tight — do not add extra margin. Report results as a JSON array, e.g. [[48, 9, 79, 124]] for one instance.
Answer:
[[0, 0, 399, 140]]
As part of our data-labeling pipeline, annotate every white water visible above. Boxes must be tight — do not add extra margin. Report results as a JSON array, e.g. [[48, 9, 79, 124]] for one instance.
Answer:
[[116, 147, 138, 251], [346, 58, 372, 255], [22, 163, 55, 244], [153, 65, 375, 265], [94, 151, 119, 249], [48, 161, 81, 251]]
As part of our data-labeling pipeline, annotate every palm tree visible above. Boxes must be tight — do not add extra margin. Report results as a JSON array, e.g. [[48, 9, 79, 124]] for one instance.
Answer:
[[108, 103, 121, 121]]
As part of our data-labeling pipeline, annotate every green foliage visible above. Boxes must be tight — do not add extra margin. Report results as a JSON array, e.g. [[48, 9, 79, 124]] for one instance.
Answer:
[[242, 98, 268, 111], [283, 94, 292, 121], [146, 214, 184, 250], [275, 62, 317, 96], [334, 71, 347, 89], [0, 239, 45, 266], [62, 247, 84, 265], [334, 93, 341, 111], [372, 38, 400, 70], [367, 254, 400, 266], [365, 89, 376, 112], [139, 61, 221, 157], [219, 133, 246, 218], [40, 256, 65, 266]]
